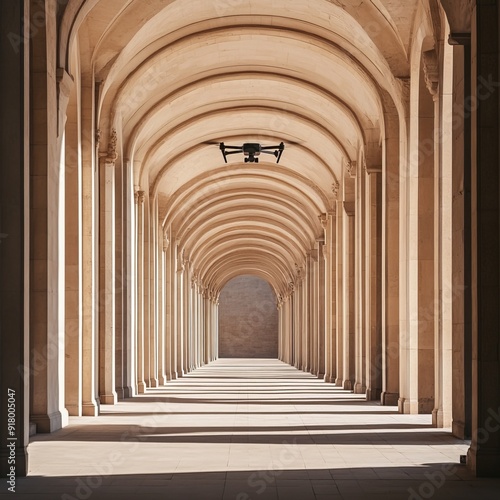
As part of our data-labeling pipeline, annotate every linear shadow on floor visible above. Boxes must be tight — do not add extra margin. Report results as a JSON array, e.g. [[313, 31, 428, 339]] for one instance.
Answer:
[[99, 410, 400, 417], [7, 465, 500, 500], [31, 425, 459, 446]]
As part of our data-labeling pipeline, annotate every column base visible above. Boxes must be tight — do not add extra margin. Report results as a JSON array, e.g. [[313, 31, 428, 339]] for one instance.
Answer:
[[366, 387, 381, 401], [137, 381, 146, 394], [82, 401, 99, 416], [317, 372, 325, 380], [100, 392, 117, 405], [148, 378, 159, 388], [177, 370, 184, 378], [115, 387, 125, 400], [30, 409, 68, 433], [452, 420, 467, 439], [343, 380, 353, 391], [157, 375, 167, 386], [123, 386, 134, 398], [432, 408, 452, 428], [398, 397, 418, 414], [398, 397, 406, 413], [380, 391, 399, 406], [0, 446, 28, 477], [418, 398, 435, 414], [354, 383, 366, 394], [335, 377, 343, 387], [66, 403, 82, 417], [467, 447, 500, 477], [171, 372, 178, 380]]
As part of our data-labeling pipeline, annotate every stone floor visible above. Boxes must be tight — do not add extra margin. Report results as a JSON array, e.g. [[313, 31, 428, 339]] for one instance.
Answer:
[[4, 359, 500, 499]]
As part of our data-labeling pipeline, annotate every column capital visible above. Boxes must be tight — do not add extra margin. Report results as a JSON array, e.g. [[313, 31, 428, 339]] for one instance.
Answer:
[[332, 181, 340, 199], [422, 49, 439, 98], [346, 160, 357, 178], [177, 247, 186, 273], [135, 190, 145, 205], [319, 213, 328, 229], [99, 128, 118, 165], [162, 228, 169, 251], [295, 263, 305, 282]]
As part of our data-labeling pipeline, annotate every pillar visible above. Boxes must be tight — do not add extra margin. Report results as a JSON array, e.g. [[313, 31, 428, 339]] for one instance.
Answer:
[[335, 196, 344, 387], [342, 202, 356, 390], [135, 190, 146, 393], [354, 162, 367, 395], [467, 0, 500, 476], [98, 137, 117, 405], [365, 167, 382, 401], [0, 0, 29, 474], [64, 74, 82, 416], [381, 112, 400, 406], [176, 245, 185, 375], [80, 80, 98, 417], [29, 0, 68, 431], [321, 213, 336, 383]]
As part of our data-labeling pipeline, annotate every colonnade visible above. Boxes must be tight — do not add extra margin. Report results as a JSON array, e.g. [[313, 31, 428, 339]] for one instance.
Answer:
[[133, 193, 219, 389], [3, 0, 500, 480]]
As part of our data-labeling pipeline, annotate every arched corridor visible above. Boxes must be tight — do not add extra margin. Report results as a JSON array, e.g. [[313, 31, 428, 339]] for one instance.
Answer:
[[1, 0, 500, 491]]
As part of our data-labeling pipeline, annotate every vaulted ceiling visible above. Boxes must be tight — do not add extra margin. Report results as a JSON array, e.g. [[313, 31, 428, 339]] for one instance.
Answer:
[[61, 0, 420, 297]]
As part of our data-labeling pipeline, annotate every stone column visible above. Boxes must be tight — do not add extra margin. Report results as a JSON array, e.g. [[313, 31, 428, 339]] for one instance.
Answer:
[[157, 227, 168, 386], [136, 191, 146, 393], [81, 83, 98, 416], [381, 114, 400, 406], [142, 197, 151, 387], [365, 167, 382, 401], [164, 226, 175, 380], [321, 213, 336, 383], [147, 198, 158, 388], [431, 41, 454, 428], [214, 296, 220, 360], [176, 245, 184, 376], [123, 160, 136, 398], [343, 203, 356, 390], [0, 0, 29, 474], [114, 157, 124, 400], [335, 193, 344, 386], [198, 285, 203, 366], [416, 52, 437, 414], [64, 75, 82, 416], [467, 0, 500, 476], [310, 246, 319, 376], [183, 260, 190, 371], [203, 288, 209, 364], [98, 131, 118, 405], [354, 162, 367, 395], [449, 34, 472, 439], [29, 0, 68, 431], [317, 242, 326, 378]]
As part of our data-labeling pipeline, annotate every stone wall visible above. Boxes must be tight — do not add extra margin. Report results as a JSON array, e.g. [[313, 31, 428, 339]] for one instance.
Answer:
[[218, 275, 278, 358]]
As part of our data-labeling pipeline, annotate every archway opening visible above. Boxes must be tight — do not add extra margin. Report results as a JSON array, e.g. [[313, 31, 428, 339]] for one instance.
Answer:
[[218, 275, 278, 358]]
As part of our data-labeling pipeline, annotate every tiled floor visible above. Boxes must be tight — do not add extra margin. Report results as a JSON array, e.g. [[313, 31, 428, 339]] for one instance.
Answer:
[[4, 359, 500, 499]]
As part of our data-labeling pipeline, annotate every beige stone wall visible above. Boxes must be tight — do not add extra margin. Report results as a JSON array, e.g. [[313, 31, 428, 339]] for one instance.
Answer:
[[218, 276, 278, 358]]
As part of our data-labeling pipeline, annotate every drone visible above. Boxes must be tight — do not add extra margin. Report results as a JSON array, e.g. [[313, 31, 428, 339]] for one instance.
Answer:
[[216, 142, 285, 163]]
